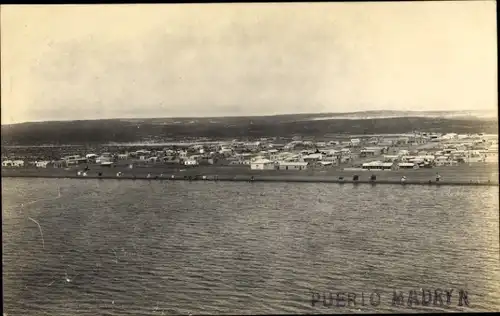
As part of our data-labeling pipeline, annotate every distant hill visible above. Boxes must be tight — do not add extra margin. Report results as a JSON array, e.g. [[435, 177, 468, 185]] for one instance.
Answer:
[[1, 111, 497, 146]]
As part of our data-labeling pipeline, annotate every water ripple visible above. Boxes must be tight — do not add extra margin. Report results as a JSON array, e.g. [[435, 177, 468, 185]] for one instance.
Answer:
[[2, 179, 499, 315]]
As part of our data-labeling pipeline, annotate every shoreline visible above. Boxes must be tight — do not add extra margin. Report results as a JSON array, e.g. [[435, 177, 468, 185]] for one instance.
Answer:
[[2, 172, 498, 187]]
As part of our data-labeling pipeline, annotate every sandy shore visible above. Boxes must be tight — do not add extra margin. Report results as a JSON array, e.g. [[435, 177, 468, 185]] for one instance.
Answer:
[[2, 164, 498, 186]]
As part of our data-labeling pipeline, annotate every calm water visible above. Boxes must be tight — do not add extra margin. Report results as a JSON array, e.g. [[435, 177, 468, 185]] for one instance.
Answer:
[[2, 178, 499, 315]]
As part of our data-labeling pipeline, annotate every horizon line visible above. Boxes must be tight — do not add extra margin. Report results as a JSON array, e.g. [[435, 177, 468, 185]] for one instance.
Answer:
[[1, 108, 497, 126]]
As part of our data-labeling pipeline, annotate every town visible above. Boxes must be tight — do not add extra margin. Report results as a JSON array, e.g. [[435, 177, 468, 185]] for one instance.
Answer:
[[2, 132, 498, 178]]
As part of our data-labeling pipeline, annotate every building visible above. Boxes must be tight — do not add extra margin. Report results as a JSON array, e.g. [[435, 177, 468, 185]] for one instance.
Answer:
[[318, 161, 334, 167], [2, 160, 13, 167], [250, 159, 275, 170], [360, 147, 384, 157], [148, 157, 159, 163], [398, 162, 419, 169], [63, 155, 86, 166], [396, 137, 410, 145], [302, 153, 322, 163], [50, 160, 66, 168], [277, 161, 309, 170], [350, 139, 361, 147], [398, 150, 410, 157], [383, 155, 399, 162], [96, 156, 112, 164], [362, 161, 394, 170], [184, 159, 199, 166], [12, 160, 25, 167], [434, 156, 458, 166], [35, 161, 50, 168]]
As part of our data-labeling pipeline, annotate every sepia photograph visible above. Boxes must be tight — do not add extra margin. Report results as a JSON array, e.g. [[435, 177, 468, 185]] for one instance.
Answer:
[[1, 1, 499, 315]]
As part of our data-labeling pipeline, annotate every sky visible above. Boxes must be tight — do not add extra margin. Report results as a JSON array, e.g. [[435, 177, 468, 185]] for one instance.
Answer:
[[1, 2, 497, 124]]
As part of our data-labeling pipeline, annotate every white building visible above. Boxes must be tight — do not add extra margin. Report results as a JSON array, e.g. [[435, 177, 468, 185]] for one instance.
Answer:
[[434, 156, 458, 166], [302, 153, 322, 163], [398, 162, 419, 169], [2, 160, 13, 167], [383, 155, 399, 162], [35, 161, 50, 168], [96, 156, 112, 164], [360, 147, 384, 157], [184, 159, 199, 166], [250, 159, 276, 170], [350, 139, 361, 147], [277, 161, 309, 170], [362, 161, 394, 170], [12, 160, 25, 167], [63, 155, 84, 166], [398, 150, 410, 157], [397, 137, 410, 145]]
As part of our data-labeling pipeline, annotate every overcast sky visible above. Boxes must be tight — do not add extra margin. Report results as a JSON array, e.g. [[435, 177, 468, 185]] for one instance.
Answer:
[[1, 2, 497, 124]]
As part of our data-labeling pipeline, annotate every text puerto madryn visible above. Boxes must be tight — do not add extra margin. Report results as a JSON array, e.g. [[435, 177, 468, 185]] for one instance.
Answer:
[[311, 289, 470, 308]]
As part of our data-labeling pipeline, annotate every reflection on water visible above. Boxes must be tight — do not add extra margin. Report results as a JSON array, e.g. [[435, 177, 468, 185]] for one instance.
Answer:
[[2, 178, 499, 315]]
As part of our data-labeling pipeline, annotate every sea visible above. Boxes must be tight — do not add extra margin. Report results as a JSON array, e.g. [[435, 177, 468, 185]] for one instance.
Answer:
[[2, 178, 499, 315]]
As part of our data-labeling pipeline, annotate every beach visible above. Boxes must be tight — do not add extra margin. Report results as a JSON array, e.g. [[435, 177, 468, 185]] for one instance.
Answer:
[[2, 164, 498, 186]]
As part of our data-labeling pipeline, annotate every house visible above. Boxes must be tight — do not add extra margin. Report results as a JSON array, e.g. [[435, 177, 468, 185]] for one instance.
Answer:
[[396, 137, 410, 145], [245, 142, 262, 150], [362, 161, 394, 170], [463, 155, 486, 163], [2, 160, 13, 167], [378, 140, 394, 147], [340, 148, 351, 157], [398, 162, 419, 169], [135, 150, 151, 156], [50, 160, 66, 168], [218, 148, 232, 156], [383, 155, 399, 162], [184, 159, 199, 166], [117, 154, 129, 160], [277, 161, 309, 170], [350, 139, 361, 147], [148, 157, 159, 163], [434, 158, 458, 166], [379, 137, 398, 146], [360, 147, 383, 157], [250, 159, 275, 170], [302, 153, 322, 163], [398, 150, 410, 157], [63, 155, 85, 166], [96, 156, 112, 164], [318, 161, 333, 167], [35, 161, 50, 168], [11, 160, 24, 167], [414, 155, 435, 162]]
